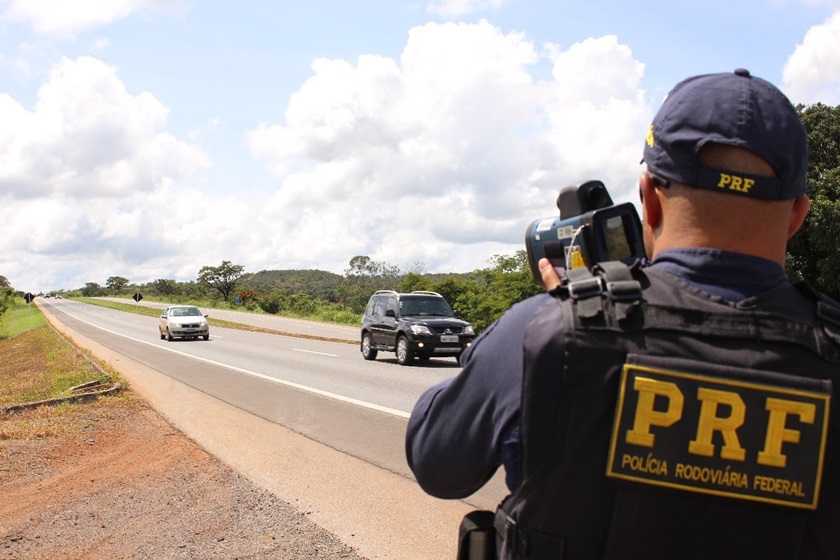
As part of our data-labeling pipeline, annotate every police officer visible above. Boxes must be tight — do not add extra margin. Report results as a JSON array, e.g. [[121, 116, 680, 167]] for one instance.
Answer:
[[405, 69, 840, 559]]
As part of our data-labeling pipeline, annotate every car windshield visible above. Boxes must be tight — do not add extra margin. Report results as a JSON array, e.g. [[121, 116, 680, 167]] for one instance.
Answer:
[[171, 307, 202, 317], [400, 297, 453, 316]]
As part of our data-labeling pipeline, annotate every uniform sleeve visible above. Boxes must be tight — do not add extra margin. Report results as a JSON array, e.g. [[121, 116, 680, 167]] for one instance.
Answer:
[[405, 294, 553, 499]]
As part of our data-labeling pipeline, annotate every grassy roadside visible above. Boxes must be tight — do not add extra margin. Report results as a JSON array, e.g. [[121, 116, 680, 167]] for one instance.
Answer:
[[0, 301, 126, 439], [0, 299, 46, 338]]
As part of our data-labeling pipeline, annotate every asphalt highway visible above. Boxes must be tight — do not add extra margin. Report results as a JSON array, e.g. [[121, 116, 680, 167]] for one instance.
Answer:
[[37, 297, 508, 560]]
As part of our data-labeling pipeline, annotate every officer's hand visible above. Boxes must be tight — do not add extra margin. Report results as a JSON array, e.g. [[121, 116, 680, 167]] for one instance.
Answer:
[[538, 258, 563, 291]]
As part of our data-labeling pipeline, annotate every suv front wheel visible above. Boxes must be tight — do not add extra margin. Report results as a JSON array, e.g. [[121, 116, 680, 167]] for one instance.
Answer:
[[396, 336, 414, 366], [361, 332, 378, 360]]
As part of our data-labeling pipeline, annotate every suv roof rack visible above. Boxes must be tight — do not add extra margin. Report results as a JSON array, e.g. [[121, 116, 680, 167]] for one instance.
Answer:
[[372, 290, 443, 297]]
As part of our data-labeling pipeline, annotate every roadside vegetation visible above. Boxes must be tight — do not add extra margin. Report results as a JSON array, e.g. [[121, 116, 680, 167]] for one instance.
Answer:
[[49, 251, 541, 335], [0, 295, 45, 339], [0, 297, 124, 440]]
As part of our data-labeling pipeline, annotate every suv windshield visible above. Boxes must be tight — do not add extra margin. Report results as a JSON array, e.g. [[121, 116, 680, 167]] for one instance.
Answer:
[[399, 296, 454, 317]]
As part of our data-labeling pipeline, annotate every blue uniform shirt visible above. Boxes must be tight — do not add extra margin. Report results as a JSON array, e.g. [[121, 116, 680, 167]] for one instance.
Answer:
[[405, 248, 790, 498]]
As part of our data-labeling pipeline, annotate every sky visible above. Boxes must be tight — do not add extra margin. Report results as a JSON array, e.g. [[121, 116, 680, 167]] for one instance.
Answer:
[[2, 1, 840, 293]]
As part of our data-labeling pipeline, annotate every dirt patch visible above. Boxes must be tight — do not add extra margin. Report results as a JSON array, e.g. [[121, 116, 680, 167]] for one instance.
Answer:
[[0, 396, 366, 559]]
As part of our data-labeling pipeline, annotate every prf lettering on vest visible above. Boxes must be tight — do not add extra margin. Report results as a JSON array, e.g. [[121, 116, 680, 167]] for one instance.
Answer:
[[608, 364, 829, 508], [626, 377, 816, 467], [717, 173, 755, 193]]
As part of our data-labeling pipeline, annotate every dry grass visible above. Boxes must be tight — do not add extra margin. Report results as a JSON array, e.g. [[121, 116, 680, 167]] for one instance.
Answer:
[[0, 394, 137, 441], [0, 329, 51, 403], [0, 326, 107, 405], [0, 322, 127, 441]]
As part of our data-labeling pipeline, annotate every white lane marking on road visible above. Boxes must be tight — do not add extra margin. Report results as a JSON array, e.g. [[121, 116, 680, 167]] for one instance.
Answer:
[[57, 307, 409, 419], [293, 348, 338, 357]]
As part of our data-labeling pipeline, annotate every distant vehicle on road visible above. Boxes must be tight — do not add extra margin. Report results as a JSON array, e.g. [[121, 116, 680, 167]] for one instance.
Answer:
[[159, 305, 210, 341]]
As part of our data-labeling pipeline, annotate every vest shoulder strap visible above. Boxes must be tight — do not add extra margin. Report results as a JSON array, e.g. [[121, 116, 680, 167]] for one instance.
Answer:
[[559, 261, 642, 323]]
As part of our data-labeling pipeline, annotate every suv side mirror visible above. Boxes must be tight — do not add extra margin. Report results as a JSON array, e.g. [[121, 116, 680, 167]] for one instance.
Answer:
[[385, 309, 396, 318], [453, 310, 461, 317]]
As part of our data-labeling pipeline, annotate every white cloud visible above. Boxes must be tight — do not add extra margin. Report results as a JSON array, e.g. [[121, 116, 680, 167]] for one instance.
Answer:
[[0, 56, 210, 199], [783, 10, 840, 104], [0, 182, 254, 291], [538, 35, 647, 193], [426, 0, 510, 17], [2, 0, 187, 37], [0, 56, 216, 291], [2, 21, 652, 293], [3, 0, 143, 36], [247, 22, 649, 276]]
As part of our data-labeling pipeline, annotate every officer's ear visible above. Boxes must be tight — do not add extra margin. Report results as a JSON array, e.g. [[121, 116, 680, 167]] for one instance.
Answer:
[[640, 172, 663, 231], [788, 195, 810, 240]]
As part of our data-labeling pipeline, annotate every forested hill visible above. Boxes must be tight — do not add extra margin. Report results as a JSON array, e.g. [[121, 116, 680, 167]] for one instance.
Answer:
[[240, 269, 343, 298], [240, 268, 479, 298]]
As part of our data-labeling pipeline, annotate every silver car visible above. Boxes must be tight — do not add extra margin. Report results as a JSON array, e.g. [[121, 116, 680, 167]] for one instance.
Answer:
[[159, 305, 210, 341]]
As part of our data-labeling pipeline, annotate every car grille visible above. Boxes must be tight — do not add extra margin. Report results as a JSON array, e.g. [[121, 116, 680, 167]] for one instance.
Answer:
[[180, 323, 201, 328], [429, 326, 464, 335]]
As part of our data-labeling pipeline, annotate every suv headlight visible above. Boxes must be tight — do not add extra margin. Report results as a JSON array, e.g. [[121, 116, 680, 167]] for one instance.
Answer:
[[410, 324, 433, 335], [464, 325, 475, 335]]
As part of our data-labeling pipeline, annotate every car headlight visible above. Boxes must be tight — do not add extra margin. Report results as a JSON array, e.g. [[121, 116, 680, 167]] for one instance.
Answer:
[[410, 324, 433, 335], [464, 325, 475, 335]]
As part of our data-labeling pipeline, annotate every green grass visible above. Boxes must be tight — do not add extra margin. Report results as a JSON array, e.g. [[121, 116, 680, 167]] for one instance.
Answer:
[[0, 303, 112, 406], [0, 300, 47, 339]]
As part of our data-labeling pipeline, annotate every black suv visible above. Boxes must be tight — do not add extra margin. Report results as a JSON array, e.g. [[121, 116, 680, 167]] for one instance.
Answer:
[[360, 290, 476, 365]]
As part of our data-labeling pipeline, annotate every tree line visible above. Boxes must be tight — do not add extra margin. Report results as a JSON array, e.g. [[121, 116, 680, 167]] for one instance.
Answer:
[[60, 254, 541, 333]]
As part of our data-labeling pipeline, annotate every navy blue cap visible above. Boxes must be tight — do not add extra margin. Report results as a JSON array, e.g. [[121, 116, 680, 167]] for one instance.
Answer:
[[643, 69, 808, 200]]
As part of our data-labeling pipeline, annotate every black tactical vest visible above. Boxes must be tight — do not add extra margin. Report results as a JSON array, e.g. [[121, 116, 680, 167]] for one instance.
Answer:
[[495, 262, 840, 560]]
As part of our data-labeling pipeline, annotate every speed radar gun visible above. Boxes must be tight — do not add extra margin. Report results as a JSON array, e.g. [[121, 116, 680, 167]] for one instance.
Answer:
[[524, 180, 646, 288]]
